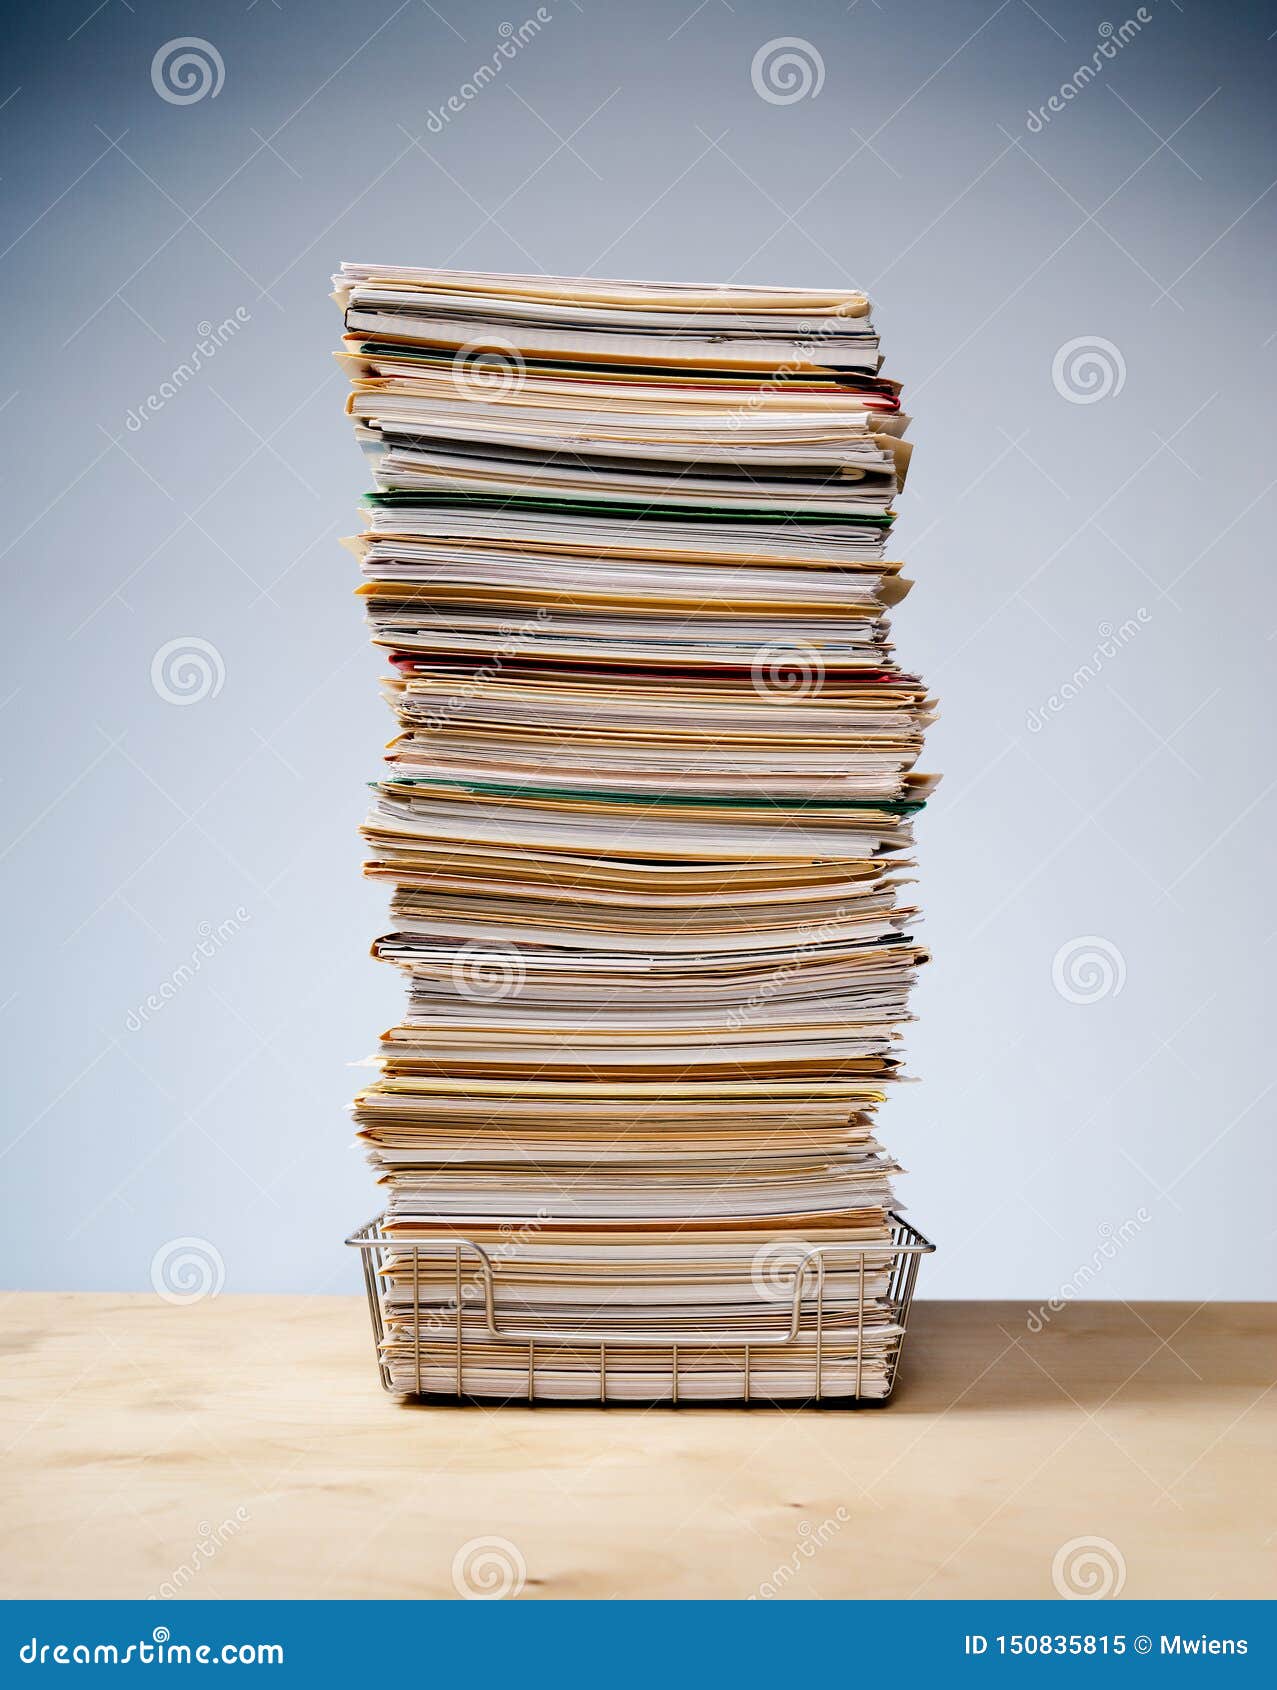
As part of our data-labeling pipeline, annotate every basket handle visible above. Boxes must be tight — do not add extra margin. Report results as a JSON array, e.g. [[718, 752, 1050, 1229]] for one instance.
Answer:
[[374, 1237, 906, 1350]]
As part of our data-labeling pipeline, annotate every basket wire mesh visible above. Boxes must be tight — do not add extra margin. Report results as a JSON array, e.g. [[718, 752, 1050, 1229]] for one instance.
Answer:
[[347, 1213, 935, 1407]]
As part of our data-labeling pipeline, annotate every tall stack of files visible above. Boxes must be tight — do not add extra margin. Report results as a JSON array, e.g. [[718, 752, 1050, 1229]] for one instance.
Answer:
[[334, 263, 936, 1402]]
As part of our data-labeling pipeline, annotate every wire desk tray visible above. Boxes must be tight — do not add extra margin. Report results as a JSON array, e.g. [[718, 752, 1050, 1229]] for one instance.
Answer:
[[347, 1213, 935, 1408]]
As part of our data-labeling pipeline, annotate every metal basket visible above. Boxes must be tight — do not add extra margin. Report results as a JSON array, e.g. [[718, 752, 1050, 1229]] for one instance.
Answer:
[[347, 1213, 935, 1407]]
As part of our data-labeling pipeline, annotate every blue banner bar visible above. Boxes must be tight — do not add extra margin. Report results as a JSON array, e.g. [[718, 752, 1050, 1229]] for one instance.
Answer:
[[2, 1601, 1272, 1682]]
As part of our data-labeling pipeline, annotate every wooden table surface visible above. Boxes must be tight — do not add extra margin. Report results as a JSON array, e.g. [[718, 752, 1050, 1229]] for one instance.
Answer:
[[1, 1295, 1272, 1600]]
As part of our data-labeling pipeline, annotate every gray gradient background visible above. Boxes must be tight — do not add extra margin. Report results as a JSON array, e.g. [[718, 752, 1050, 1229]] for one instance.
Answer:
[[2, 0, 1273, 1300]]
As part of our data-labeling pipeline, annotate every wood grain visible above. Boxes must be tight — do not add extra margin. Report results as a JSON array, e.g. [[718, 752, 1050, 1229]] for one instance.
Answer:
[[1, 1295, 1271, 1599]]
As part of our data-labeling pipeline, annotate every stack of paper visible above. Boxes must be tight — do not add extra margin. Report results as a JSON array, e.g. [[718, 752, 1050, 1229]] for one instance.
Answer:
[[334, 264, 935, 1400]]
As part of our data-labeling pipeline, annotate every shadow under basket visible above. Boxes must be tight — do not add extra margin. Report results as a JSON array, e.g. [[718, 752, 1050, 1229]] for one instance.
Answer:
[[346, 1214, 936, 1408]]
